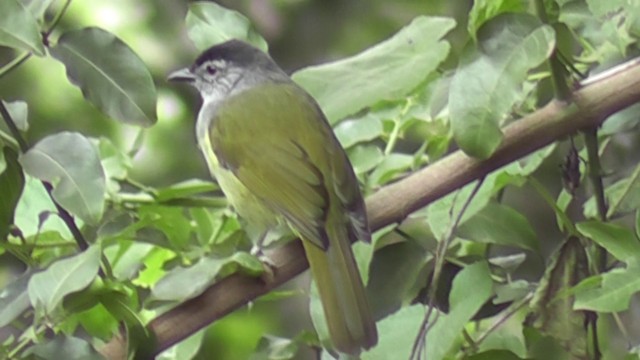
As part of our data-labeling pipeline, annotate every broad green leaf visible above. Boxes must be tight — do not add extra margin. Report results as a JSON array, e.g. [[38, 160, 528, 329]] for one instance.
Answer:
[[584, 163, 640, 218], [151, 252, 262, 301], [576, 221, 640, 263], [137, 205, 193, 249], [103, 241, 154, 281], [157, 329, 205, 360], [28, 245, 101, 315], [293, 16, 455, 123], [334, 114, 384, 149], [457, 202, 539, 251], [14, 176, 70, 237], [347, 145, 384, 175], [465, 350, 523, 360], [31, 335, 102, 360], [368, 153, 414, 186], [20, 132, 106, 225], [362, 305, 426, 359], [50, 27, 157, 126], [251, 335, 299, 360], [529, 237, 588, 358], [468, 0, 527, 38], [574, 263, 640, 312], [1, 100, 29, 131], [366, 240, 428, 318], [450, 14, 555, 158], [22, 0, 55, 18], [0, 0, 44, 55], [425, 261, 493, 360], [0, 147, 25, 240], [186, 1, 267, 51], [0, 269, 33, 327]]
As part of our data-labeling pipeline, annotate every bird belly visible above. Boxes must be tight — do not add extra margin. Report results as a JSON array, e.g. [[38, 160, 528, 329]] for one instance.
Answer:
[[199, 133, 278, 231]]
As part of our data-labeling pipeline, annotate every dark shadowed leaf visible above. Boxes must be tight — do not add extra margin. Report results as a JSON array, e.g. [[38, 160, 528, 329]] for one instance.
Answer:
[[293, 16, 455, 123], [31, 335, 102, 360], [21, 0, 56, 18], [0, 0, 44, 55], [0, 269, 34, 327], [20, 132, 106, 225], [50, 27, 157, 126], [0, 147, 25, 240], [449, 14, 554, 158], [186, 1, 268, 51], [28, 245, 101, 315], [529, 237, 588, 358], [457, 203, 539, 251]]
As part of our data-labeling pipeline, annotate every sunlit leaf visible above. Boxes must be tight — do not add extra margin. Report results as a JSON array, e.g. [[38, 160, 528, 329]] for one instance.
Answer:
[[20, 132, 106, 225], [293, 16, 455, 123], [450, 14, 555, 158], [50, 27, 157, 126], [0, 147, 24, 240], [186, 1, 268, 51], [425, 262, 493, 360], [0, 0, 44, 55], [577, 221, 640, 264], [1, 100, 29, 131], [334, 114, 384, 149], [574, 264, 640, 312], [362, 305, 425, 359], [468, 0, 527, 38], [28, 245, 102, 315]]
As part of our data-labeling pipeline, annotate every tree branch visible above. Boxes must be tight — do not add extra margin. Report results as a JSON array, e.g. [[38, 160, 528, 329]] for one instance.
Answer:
[[99, 58, 640, 359]]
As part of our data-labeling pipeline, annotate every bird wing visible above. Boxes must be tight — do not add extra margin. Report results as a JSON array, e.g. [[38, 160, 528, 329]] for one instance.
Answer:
[[209, 82, 369, 248]]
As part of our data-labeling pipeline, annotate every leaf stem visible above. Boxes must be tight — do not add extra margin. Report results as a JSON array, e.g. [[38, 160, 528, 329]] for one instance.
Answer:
[[0, 53, 31, 80], [43, 0, 73, 38]]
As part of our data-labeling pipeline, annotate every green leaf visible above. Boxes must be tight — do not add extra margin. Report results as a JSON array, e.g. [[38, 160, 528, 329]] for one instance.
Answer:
[[368, 153, 414, 186], [1, 100, 29, 131], [576, 221, 640, 264], [20, 132, 106, 225], [28, 245, 102, 315], [574, 263, 640, 312], [50, 27, 157, 126], [457, 202, 539, 251], [0, 147, 25, 240], [22, 0, 56, 18], [334, 114, 384, 149], [157, 329, 205, 360], [529, 237, 588, 358], [251, 335, 299, 360], [185, 1, 268, 51], [14, 176, 71, 238], [155, 179, 218, 202], [449, 14, 555, 158], [0, 269, 33, 327], [465, 350, 524, 360], [468, 0, 527, 38], [425, 262, 493, 360], [366, 240, 429, 318], [347, 145, 384, 176], [362, 304, 425, 359], [0, 0, 44, 55], [293, 16, 455, 123], [31, 335, 102, 360], [151, 252, 262, 302]]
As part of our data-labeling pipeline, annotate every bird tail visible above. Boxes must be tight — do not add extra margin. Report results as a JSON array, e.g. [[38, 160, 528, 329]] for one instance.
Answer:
[[302, 225, 378, 354]]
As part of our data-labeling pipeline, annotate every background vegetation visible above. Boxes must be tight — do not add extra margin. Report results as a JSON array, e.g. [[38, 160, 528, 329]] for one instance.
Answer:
[[2, 0, 640, 359]]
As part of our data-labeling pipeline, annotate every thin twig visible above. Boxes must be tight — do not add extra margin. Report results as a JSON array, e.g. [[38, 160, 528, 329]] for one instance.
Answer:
[[410, 178, 485, 360], [474, 292, 534, 346]]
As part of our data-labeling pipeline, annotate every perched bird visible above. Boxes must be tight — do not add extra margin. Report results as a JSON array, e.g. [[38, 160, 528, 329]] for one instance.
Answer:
[[168, 39, 377, 354]]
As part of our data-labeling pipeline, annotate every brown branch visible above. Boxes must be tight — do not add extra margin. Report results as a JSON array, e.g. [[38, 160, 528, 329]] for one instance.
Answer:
[[99, 58, 640, 359]]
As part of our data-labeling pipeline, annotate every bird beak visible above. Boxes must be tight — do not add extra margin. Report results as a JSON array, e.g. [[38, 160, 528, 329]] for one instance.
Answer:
[[167, 67, 196, 83]]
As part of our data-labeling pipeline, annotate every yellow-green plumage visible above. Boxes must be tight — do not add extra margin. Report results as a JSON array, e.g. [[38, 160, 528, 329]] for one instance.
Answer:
[[201, 82, 377, 354]]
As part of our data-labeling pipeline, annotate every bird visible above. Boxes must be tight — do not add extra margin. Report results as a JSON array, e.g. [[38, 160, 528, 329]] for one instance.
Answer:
[[168, 39, 377, 354]]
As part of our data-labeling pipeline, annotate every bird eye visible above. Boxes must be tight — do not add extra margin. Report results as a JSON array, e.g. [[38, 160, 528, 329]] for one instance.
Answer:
[[205, 65, 217, 75]]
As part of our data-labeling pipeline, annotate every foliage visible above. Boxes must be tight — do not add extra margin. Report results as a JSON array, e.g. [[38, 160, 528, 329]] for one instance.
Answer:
[[1, 0, 640, 359]]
